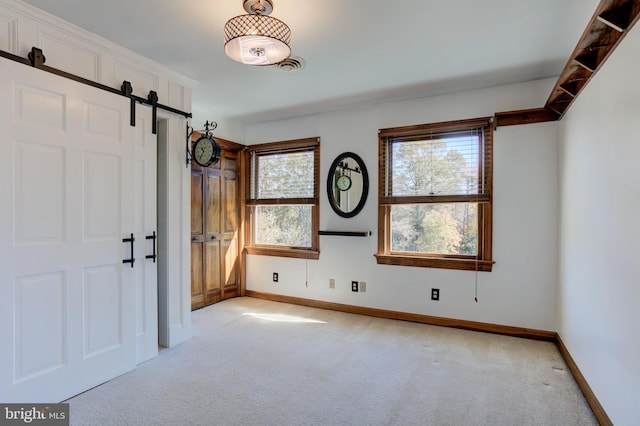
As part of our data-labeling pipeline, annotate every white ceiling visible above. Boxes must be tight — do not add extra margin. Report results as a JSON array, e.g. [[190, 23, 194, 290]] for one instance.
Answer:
[[22, 0, 599, 125]]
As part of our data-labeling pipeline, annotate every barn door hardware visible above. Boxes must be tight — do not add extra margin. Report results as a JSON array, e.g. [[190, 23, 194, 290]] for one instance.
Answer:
[[120, 81, 137, 127], [148, 91, 159, 134], [122, 233, 135, 268], [145, 231, 157, 263], [0, 46, 192, 135], [27, 47, 46, 67]]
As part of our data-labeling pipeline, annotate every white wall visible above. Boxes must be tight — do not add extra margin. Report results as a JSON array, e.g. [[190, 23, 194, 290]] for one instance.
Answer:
[[192, 106, 245, 144], [245, 78, 560, 331], [558, 25, 640, 426], [0, 0, 194, 347]]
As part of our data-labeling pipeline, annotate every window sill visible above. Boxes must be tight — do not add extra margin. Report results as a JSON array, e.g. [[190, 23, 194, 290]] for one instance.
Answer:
[[245, 246, 319, 260], [374, 254, 493, 272]]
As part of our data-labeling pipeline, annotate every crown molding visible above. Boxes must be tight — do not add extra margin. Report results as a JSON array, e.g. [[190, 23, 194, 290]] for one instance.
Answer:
[[0, 0, 198, 88]]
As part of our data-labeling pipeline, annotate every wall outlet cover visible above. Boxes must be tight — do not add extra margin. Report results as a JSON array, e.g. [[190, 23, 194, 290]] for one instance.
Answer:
[[351, 281, 358, 292], [360, 282, 366, 292], [273, 272, 279, 282], [431, 288, 439, 301]]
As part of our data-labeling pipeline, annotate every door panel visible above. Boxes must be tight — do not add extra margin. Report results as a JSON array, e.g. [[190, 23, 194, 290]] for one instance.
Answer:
[[207, 174, 221, 234], [83, 153, 122, 240], [0, 57, 156, 402], [223, 239, 238, 285], [205, 170, 222, 306], [14, 272, 65, 382], [190, 148, 240, 310], [223, 238, 239, 299], [191, 166, 205, 310], [83, 265, 123, 357], [223, 158, 240, 233], [13, 142, 65, 245], [191, 173, 203, 234], [222, 154, 239, 299], [191, 242, 204, 309], [12, 82, 65, 130], [133, 108, 158, 365], [205, 241, 222, 303]]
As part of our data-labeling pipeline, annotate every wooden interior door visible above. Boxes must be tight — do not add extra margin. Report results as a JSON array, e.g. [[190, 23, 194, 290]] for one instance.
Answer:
[[191, 148, 240, 310]]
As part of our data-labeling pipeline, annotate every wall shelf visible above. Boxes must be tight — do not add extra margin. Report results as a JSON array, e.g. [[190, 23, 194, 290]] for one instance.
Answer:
[[545, 0, 640, 117], [318, 230, 372, 237]]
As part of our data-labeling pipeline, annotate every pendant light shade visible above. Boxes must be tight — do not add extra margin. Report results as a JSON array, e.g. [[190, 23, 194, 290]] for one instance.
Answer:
[[224, 1, 291, 66]]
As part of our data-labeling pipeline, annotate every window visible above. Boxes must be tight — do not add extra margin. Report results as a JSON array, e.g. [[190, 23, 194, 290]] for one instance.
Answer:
[[245, 137, 320, 259], [376, 117, 494, 271]]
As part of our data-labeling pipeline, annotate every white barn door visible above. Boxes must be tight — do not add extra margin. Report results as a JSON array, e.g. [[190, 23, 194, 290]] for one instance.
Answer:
[[133, 105, 158, 365], [0, 57, 157, 402]]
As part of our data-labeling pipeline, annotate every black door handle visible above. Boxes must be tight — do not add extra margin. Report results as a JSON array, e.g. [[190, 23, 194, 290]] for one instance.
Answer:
[[122, 233, 135, 268], [146, 231, 157, 263]]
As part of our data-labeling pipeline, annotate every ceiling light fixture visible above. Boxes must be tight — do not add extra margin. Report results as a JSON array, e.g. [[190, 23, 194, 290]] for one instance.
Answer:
[[224, 0, 291, 66]]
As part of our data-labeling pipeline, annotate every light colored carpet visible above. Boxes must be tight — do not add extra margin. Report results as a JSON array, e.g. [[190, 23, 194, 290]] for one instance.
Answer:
[[66, 297, 597, 425]]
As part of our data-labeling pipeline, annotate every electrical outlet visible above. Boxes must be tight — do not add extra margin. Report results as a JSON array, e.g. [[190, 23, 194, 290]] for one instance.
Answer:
[[351, 281, 358, 292], [359, 281, 366, 292], [431, 288, 439, 301], [329, 278, 335, 289], [273, 272, 278, 282]]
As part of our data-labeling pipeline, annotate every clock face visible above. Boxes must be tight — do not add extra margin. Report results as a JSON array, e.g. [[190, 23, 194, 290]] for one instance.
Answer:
[[336, 174, 352, 191], [193, 137, 215, 167]]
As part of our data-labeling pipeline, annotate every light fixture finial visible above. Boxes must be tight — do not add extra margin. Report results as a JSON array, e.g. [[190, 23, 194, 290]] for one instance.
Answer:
[[243, 0, 273, 15]]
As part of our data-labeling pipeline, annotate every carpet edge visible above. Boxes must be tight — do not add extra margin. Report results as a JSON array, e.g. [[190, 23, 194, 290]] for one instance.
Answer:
[[246, 291, 611, 424]]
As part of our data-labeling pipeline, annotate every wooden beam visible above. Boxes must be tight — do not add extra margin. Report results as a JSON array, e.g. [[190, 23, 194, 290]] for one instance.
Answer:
[[494, 108, 559, 128]]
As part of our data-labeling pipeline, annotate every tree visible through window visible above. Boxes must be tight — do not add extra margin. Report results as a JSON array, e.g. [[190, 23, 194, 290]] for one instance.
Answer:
[[376, 118, 494, 271], [246, 138, 319, 259], [255, 205, 313, 247]]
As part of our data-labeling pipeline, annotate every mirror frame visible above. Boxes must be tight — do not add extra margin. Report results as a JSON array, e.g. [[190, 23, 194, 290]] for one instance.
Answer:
[[327, 152, 369, 218]]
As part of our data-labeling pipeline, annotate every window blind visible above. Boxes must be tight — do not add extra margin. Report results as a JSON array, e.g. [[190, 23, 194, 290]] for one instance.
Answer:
[[246, 138, 319, 204], [387, 129, 485, 197]]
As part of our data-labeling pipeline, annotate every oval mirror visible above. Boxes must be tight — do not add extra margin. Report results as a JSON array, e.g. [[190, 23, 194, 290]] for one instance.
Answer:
[[327, 152, 369, 218]]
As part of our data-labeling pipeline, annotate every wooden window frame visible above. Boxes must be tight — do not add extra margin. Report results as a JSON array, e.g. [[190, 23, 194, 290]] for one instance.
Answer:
[[375, 117, 494, 272], [244, 137, 320, 260]]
